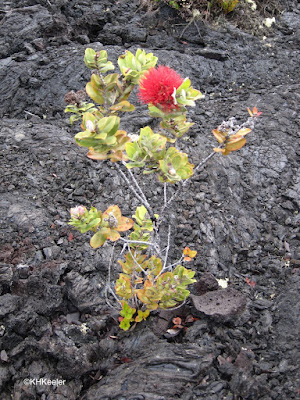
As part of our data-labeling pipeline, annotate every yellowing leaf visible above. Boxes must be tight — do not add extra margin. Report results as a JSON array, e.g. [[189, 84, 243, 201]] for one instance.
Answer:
[[103, 205, 122, 220], [212, 129, 226, 143], [183, 247, 197, 261], [144, 279, 153, 289], [110, 101, 135, 112], [134, 277, 143, 284], [107, 230, 120, 241], [110, 150, 128, 162], [117, 216, 134, 232], [225, 137, 246, 151], [135, 309, 150, 322], [87, 149, 108, 160], [214, 147, 230, 155], [86, 82, 105, 104], [214, 147, 225, 154], [90, 230, 108, 248], [233, 128, 251, 138]]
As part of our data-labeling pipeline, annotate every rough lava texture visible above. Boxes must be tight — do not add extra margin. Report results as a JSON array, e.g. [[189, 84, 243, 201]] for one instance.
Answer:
[[0, 1, 300, 399]]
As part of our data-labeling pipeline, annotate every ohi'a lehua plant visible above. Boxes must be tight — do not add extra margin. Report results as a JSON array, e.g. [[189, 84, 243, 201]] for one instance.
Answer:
[[65, 48, 260, 331]]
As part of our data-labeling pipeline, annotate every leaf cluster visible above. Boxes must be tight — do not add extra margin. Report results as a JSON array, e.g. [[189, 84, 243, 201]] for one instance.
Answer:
[[217, 0, 239, 14], [115, 250, 196, 330], [119, 301, 150, 331], [154, 0, 239, 17], [65, 103, 97, 125], [125, 127, 194, 183], [65, 48, 157, 162], [129, 205, 157, 249], [158, 147, 194, 183], [69, 205, 134, 248]]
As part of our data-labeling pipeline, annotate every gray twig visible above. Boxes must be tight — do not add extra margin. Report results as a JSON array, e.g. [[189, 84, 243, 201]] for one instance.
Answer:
[[159, 150, 216, 219], [163, 182, 167, 207], [105, 243, 121, 308], [114, 162, 155, 221], [126, 244, 147, 275], [163, 224, 172, 270], [121, 161, 152, 210], [119, 237, 155, 247]]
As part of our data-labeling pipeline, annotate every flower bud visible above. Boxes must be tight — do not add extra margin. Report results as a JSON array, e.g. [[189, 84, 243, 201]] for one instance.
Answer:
[[86, 120, 94, 132], [128, 133, 140, 142], [70, 205, 86, 219]]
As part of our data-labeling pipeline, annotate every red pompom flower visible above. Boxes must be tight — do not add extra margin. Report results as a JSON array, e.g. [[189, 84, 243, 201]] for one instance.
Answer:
[[138, 66, 184, 113]]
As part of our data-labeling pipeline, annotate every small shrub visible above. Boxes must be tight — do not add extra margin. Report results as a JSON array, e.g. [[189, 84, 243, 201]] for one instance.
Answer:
[[65, 48, 260, 330]]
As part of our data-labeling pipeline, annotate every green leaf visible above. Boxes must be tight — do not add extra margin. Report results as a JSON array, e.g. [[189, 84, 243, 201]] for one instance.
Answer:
[[119, 318, 131, 331], [105, 135, 117, 145], [126, 161, 145, 169], [84, 48, 97, 69], [125, 142, 139, 159], [97, 116, 120, 136], [177, 78, 191, 92], [118, 49, 158, 84], [69, 114, 80, 124], [75, 130, 94, 140], [90, 230, 108, 248], [75, 137, 98, 148], [135, 205, 147, 225], [99, 61, 115, 73], [120, 301, 136, 318], [135, 309, 150, 322], [86, 82, 105, 104], [94, 132, 107, 140], [148, 105, 166, 118]]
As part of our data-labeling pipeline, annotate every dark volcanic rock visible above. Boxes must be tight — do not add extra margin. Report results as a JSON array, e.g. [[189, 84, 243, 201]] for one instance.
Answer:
[[193, 272, 219, 295], [191, 288, 247, 322], [84, 341, 214, 400]]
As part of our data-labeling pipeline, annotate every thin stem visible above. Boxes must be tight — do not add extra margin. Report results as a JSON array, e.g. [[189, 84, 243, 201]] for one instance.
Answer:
[[158, 255, 184, 279], [163, 224, 172, 270], [114, 162, 145, 205], [193, 150, 216, 175], [163, 299, 187, 311], [122, 161, 151, 209], [114, 162, 155, 221], [168, 255, 184, 270], [126, 244, 147, 275], [119, 237, 155, 247], [106, 288, 121, 309], [163, 182, 167, 207], [158, 115, 259, 221], [159, 150, 216, 219], [105, 243, 121, 308]]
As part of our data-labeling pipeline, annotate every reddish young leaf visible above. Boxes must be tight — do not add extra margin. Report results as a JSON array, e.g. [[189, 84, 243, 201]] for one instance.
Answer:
[[185, 315, 198, 323], [245, 277, 256, 287], [172, 317, 182, 326], [120, 357, 133, 363], [248, 106, 262, 117]]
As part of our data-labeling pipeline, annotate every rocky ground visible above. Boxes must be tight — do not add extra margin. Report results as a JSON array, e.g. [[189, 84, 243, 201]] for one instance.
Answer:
[[0, 0, 299, 399]]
